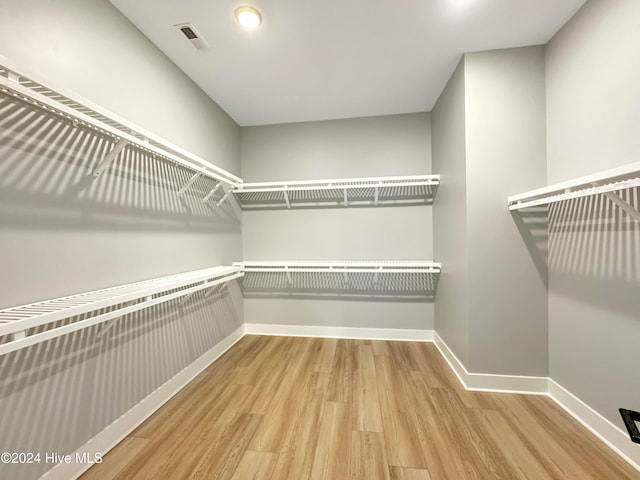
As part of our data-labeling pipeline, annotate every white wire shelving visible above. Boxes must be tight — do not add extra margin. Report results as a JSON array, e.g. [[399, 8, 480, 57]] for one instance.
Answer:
[[0, 55, 242, 205], [507, 162, 640, 222], [0, 266, 243, 356], [234, 260, 441, 298], [232, 175, 440, 209]]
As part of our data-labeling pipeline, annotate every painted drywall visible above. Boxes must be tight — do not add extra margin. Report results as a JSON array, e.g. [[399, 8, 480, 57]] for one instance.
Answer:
[[431, 60, 470, 366], [241, 113, 435, 330], [465, 47, 548, 376], [546, 0, 640, 431], [0, 1, 242, 479]]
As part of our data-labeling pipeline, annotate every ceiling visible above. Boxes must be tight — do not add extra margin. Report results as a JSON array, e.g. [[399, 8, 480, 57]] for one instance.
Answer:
[[109, 0, 586, 127]]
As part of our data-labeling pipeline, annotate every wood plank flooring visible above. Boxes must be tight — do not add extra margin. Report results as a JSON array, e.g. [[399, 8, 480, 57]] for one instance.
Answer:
[[81, 335, 640, 480]]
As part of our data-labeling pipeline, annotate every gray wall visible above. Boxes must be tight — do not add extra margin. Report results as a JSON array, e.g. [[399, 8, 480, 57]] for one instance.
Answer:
[[0, 1, 242, 479], [432, 60, 470, 365], [241, 113, 435, 330], [465, 47, 548, 376], [546, 0, 640, 429], [432, 48, 548, 377]]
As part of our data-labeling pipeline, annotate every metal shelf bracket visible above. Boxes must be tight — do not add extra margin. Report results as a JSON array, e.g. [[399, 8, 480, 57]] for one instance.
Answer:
[[177, 173, 202, 197], [203, 182, 222, 203], [93, 139, 129, 177]]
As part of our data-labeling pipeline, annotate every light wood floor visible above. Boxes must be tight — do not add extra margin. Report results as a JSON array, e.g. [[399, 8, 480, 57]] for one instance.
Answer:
[[81, 335, 639, 480]]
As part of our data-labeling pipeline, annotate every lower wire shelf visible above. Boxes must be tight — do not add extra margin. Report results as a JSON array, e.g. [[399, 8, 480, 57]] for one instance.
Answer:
[[234, 261, 441, 300], [0, 266, 244, 356]]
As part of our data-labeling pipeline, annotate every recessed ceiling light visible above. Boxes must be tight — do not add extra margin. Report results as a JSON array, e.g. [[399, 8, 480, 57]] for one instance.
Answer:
[[235, 6, 262, 29]]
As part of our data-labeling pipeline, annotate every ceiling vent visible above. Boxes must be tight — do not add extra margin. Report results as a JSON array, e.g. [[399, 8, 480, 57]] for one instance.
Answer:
[[175, 23, 208, 51]]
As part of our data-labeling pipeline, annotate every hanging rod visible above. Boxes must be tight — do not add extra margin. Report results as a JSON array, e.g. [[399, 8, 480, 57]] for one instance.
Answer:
[[0, 266, 243, 356], [232, 175, 440, 209], [507, 161, 640, 222], [0, 55, 242, 190]]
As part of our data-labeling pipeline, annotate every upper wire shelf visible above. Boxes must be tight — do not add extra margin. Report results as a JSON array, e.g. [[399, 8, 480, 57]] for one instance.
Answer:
[[232, 175, 440, 209], [507, 162, 640, 222], [0, 55, 242, 204], [0, 266, 243, 356], [234, 260, 441, 299]]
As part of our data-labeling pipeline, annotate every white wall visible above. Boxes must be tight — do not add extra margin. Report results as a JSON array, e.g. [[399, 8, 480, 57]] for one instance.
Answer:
[[241, 113, 435, 330], [546, 0, 640, 429], [0, 1, 242, 479]]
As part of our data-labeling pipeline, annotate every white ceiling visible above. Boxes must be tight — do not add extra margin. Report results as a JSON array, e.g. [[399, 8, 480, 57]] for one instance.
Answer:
[[109, 0, 586, 126]]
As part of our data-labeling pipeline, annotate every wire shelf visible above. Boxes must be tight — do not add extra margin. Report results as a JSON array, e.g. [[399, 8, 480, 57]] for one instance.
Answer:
[[0, 55, 242, 198], [234, 261, 441, 299], [508, 162, 640, 222], [233, 175, 439, 209], [0, 266, 243, 356]]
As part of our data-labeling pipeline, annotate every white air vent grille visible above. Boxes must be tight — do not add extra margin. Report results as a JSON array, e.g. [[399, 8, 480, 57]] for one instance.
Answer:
[[175, 23, 208, 50]]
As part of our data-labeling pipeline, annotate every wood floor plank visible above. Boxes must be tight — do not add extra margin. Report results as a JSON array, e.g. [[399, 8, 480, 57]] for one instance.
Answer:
[[472, 408, 553, 480], [271, 372, 330, 480], [326, 338, 354, 403], [189, 412, 263, 480], [519, 395, 640, 480], [350, 431, 391, 480], [389, 466, 432, 480], [375, 354, 427, 469], [229, 451, 278, 480], [309, 401, 351, 480], [313, 337, 338, 373], [353, 345, 383, 432], [371, 340, 391, 356], [81, 437, 151, 480], [492, 393, 597, 479], [248, 337, 317, 452]]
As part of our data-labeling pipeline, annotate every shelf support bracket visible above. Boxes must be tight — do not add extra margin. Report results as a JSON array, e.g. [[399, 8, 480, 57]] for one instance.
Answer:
[[604, 192, 640, 223], [95, 299, 141, 340], [374, 182, 381, 206], [591, 182, 640, 223], [285, 266, 293, 286], [93, 138, 128, 177], [343, 271, 349, 284], [343, 188, 348, 207], [283, 187, 291, 209], [373, 267, 382, 285], [217, 185, 232, 207], [204, 282, 227, 298], [203, 182, 222, 203], [177, 173, 202, 197]]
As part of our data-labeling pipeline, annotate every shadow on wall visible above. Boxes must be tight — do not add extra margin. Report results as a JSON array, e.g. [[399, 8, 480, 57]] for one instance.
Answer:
[[548, 188, 640, 318], [0, 93, 241, 232], [511, 206, 549, 286], [0, 285, 242, 480]]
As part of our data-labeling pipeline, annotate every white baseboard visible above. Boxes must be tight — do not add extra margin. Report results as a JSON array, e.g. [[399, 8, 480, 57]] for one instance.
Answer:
[[432, 332, 548, 394], [548, 379, 640, 472], [243, 323, 434, 342], [40, 326, 245, 480]]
